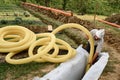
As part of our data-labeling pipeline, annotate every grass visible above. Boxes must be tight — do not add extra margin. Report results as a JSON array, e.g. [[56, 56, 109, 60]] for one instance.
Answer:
[[0, 3, 48, 27], [102, 49, 119, 75], [0, 5, 52, 80], [0, 5, 23, 12], [56, 33, 78, 48], [0, 62, 55, 80], [0, 6, 47, 27], [0, 3, 119, 80], [0, 15, 40, 21], [0, 4, 77, 80], [0, 20, 46, 28], [74, 14, 107, 21], [102, 60, 115, 75], [24, 8, 63, 28]]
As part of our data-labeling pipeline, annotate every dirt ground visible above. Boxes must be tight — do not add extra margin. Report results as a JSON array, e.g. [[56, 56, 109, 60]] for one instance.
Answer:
[[105, 14, 120, 25], [99, 43, 120, 80]]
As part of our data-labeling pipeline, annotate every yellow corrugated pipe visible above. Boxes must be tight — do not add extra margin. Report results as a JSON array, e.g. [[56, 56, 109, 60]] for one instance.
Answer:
[[0, 23, 94, 71], [52, 23, 94, 71]]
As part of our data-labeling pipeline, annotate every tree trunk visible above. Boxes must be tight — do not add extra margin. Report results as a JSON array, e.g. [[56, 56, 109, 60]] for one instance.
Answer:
[[21, 0, 26, 2], [62, 0, 67, 10], [45, 0, 50, 7]]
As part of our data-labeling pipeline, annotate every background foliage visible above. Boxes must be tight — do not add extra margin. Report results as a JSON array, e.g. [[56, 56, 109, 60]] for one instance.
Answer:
[[0, 0, 120, 15]]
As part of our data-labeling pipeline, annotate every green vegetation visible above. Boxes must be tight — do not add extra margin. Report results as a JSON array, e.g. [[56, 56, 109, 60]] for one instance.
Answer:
[[0, 62, 55, 80], [0, 0, 120, 16], [0, 4, 47, 27], [23, 11, 30, 17], [0, 20, 8, 24], [14, 17, 23, 24], [0, 0, 120, 80]]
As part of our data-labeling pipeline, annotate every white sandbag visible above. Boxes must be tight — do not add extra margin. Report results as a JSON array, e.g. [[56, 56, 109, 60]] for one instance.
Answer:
[[33, 46, 109, 80]]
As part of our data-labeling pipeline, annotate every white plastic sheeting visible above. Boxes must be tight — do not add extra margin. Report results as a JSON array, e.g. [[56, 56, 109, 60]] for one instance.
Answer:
[[82, 53, 109, 80], [33, 45, 109, 80]]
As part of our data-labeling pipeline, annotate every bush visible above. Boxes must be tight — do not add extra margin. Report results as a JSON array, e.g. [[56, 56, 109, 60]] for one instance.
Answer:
[[14, 12, 19, 16], [14, 17, 23, 24], [23, 11, 30, 17], [6, 13, 9, 16], [0, 20, 8, 24]]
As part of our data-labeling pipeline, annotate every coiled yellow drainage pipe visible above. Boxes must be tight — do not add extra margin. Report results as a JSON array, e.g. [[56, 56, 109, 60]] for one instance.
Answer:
[[0, 23, 94, 71], [0, 26, 36, 52], [52, 23, 94, 71]]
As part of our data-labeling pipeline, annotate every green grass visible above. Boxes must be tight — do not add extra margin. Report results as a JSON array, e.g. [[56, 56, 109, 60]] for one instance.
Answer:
[[24, 8, 63, 27], [56, 33, 78, 48], [1, 4, 119, 79], [74, 14, 107, 21], [0, 20, 46, 28], [0, 6, 47, 27], [0, 62, 55, 80], [102, 52, 119, 76], [0, 4, 56, 80], [0, 4, 23, 12], [0, 15, 39, 20]]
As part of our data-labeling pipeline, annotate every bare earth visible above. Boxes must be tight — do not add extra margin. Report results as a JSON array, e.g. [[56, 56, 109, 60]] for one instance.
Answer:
[[99, 43, 120, 80]]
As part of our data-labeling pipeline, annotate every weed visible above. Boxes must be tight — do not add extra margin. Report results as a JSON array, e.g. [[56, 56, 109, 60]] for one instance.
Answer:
[[14, 17, 23, 24], [0, 20, 8, 24]]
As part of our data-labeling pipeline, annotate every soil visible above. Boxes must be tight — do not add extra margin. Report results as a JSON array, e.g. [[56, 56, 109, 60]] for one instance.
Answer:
[[15, 64, 56, 80], [105, 14, 120, 25], [24, 26, 48, 33], [99, 43, 120, 80], [104, 30, 120, 52]]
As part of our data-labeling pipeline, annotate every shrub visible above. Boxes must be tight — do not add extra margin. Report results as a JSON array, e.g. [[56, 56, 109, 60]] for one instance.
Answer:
[[6, 13, 9, 16], [23, 11, 30, 17], [14, 12, 19, 16], [14, 17, 23, 24], [0, 20, 8, 24]]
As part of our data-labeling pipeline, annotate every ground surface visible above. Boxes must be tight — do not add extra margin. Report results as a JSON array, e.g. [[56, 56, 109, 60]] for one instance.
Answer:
[[0, 4, 120, 80]]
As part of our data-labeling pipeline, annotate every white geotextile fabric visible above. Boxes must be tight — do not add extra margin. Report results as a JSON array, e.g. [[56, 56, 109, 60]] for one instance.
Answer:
[[33, 45, 109, 80], [82, 52, 109, 80]]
